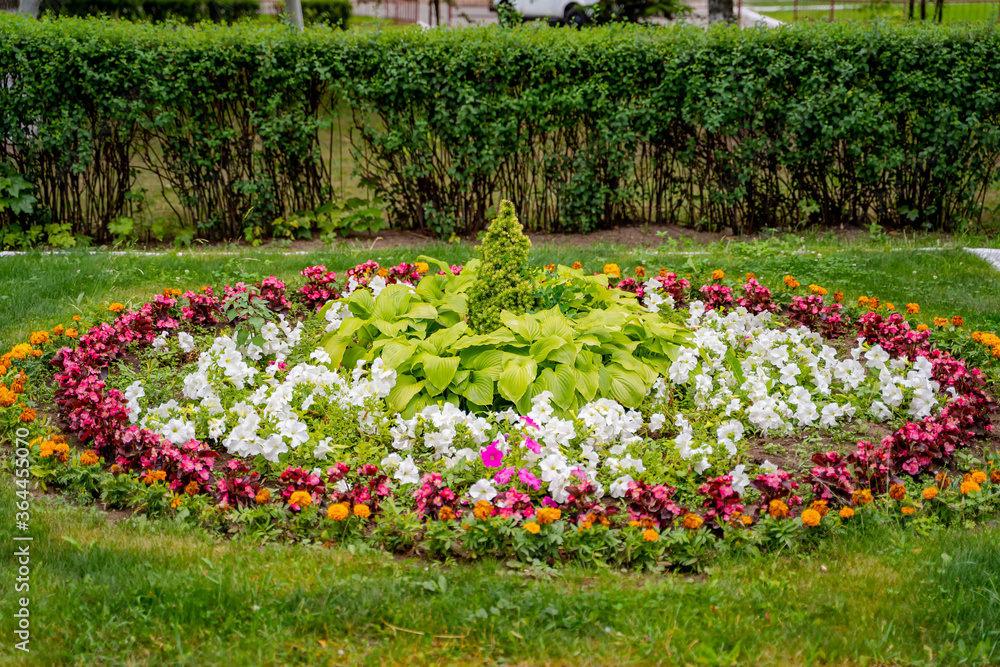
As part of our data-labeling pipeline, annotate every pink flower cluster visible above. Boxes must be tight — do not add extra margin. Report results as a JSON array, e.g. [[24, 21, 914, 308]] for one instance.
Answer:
[[856, 312, 931, 360], [737, 279, 777, 315], [280, 466, 327, 509], [413, 473, 459, 519], [698, 474, 745, 525], [809, 451, 854, 503], [298, 265, 340, 311], [624, 480, 684, 527], [140, 439, 218, 493], [657, 272, 690, 306], [326, 463, 392, 510], [216, 460, 264, 508], [181, 288, 222, 327], [749, 469, 802, 514], [698, 284, 735, 312], [788, 295, 851, 337]]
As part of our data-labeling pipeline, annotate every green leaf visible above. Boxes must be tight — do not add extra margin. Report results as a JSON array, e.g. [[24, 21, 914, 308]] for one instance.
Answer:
[[599, 364, 646, 407], [459, 348, 504, 380], [528, 335, 567, 363], [388, 375, 426, 413], [498, 355, 537, 403], [418, 354, 461, 394], [461, 371, 494, 407], [380, 339, 417, 371], [537, 364, 576, 410]]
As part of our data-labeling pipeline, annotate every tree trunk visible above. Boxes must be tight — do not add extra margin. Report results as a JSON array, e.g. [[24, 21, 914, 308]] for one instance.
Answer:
[[19, 0, 42, 17], [284, 0, 304, 30], [708, 0, 734, 23]]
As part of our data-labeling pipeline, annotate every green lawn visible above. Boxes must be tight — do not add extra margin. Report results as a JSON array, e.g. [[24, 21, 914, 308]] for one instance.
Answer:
[[755, 1, 998, 23], [3, 234, 1000, 665]]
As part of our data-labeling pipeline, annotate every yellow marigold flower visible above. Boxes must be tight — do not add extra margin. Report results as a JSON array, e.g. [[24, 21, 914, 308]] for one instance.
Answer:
[[544, 263, 555, 272], [628, 520, 641, 528], [288, 490, 312, 509], [79, 450, 99, 466], [808, 284, 828, 296], [377, 268, 389, 278], [741, 515, 753, 526], [439, 507, 456, 521], [523, 521, 541, 534], [857, 295, 869, 306], [801, 509, 821, 527], [53, 324, 64, 335], [415, 262, 430, 275], [171, 495, 183, 509], [971, 470, 987, 485], [572, 261, 582, 270], [901, 506, 915, 516], [683, 513, 704, 530], [852, 489, 873, 506], [184, 481, 200, 496], [578, 520, 593, 533], [917, 324, 929, 332], [256, 488, 271, 504], [603, 263, 621, 279], [537, 507, 561, 525], [642, 528, 659, 542], [353, 504, 371, 519], [65, 329, 78, 338], [473, 500, 493, 520], [839, 507, 855, 519], [960, 480, 981, 495], [29, 331, 50, 346], [72, 315, 81, 321], [784, 275, 800, 289], [833, 291, 843, 302], [993, 346, 1000, 359], [922, 487, 938, 500], [108, 303, 124, 313], [746, 272, 755, 281], [889, 484, 906, 501], [982, 333, 1000, 347], [328, 503, 349, 521], [904, 303, 919, 315], [634, 266, 646, 278], [810, 500, 829, 517], [952, 315, 963, 327], [768, 499, 789, 519], [712, 269, 725, 281], [39, 440, 55, 457], [19, 408, 36, 423], [10, 344, 32, 360], [934, 317, 948, 327]]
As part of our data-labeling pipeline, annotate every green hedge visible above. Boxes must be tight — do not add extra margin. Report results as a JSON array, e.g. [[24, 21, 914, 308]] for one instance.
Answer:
[[301, 0, 350, 27], [1, 16, 999, 242], [38, 0, 261, 23]]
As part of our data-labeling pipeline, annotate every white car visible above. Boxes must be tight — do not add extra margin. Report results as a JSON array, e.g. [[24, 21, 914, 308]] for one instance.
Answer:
[[493, 0, 599, 26]]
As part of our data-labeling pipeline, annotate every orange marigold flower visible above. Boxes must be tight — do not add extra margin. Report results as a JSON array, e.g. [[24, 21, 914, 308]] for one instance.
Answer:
[[960, 480, 981, 495], [952, 315, 963, 327], [712, 269, 725, 281], [971, 470, 987, 485], [353, 504, 371, 519], [642, 528, 659, 542], [544, 263, 555, 272], [29, 331, 50, 346], [256, 488, 271, 504], [886, 303, 895, 311], [852, 489, 874, 506], [683, 513, 704, 530], [839, 507, 855, 519], [906, 303, 920, 315], [53, 324, 65, 335], [110, 464, 123, 477], [934, 317, 948, 327], [572, 261, 582, 270], [784, 275, 800, 289], [72, 315, 81, 321], [889, 484, 906, 501], [741, 514, 753, 526], [38, 440, 55, 458], [901, 506, 915, 516], [108, 302, 124, 313], [144, 470, 167, 485], [439, 507, 456, 521], [414, 262, 430, 275], [377, 268, 389, 279], [184, 481, 200, 496], [808, 284, 828, 296], [603, 263, 621, 279], [801, 509, 821, 527], [328, 503, 349, 521], [810, 499, 829, 517], [746, 272, 755, 281], [857, 295, 870, 306], [867, 297, 880, 310], [922, 487, 938, 500], [991, 470, 1000, 484], [79, 450, 99, 466], [0, 388, 17, 407], [171, 495, 183, 509], [917, 324, 929, 332], [768, 499, 790, 519], [578, 521, 593, 533], [473, 500, 493, 520], [54, 442, 69, 453], [19, 408, 36, 423], [628, 520, 641, 528], [537, 507, 562, 525], [288, 490, 312, 509], [635, 266, 646, 278], [833, 290, 844, 303], [936, 472, 951, 490], [523, 521, 541, 534]]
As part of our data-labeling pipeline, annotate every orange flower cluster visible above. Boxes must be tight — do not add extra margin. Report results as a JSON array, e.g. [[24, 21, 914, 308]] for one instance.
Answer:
[[833, 291, 844, 303], [783, 275, 800, 289], [808, 285, 828, 296], [79, 450, 99, 466], [839, 507, 855, 519], [523, 521, 541, 534], [256, 488, 271, 504], [768, 499, 789, 519], [415, 262, 430, 275], [852, 489, 874, 506], [39, 439, 70, 460], [642, 528, 659, 542], [603, 264, 621, 279], [634, 267, 646, 278], [473, 500, 493, 520], [683, 513, 704, 530], [906, 303, 920, 315], [143, 470, 167, 485], [901, 506, 915, 516], [354, 504, 371, 518], [328, 503, 349, 521], [801, 509, 821, 527], [809, 499, 829, 517], [933, 317, 949, 327], [288, 490, 312, 508], [439, 507, 456, 521], [712, 269, 725, 281], [952, 315, 963, 327], [922, 487, 938, 500], [108, 302, 125, 313], [889, 484, 906, 501], [572, 261, 582, 270], [537, 507, 562, 525]]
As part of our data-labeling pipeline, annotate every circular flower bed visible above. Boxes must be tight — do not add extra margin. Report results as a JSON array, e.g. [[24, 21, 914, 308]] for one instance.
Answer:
[[5, 232, 1000, 570]]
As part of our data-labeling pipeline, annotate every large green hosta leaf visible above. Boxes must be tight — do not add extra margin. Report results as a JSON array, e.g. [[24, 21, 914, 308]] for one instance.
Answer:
[[498, 355, 537, 403]]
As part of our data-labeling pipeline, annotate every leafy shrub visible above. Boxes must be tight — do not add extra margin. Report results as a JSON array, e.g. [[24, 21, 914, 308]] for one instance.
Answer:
[[39, 0, 260, 22], [301, 0, 350, 26], [467, 201, 533, 335]]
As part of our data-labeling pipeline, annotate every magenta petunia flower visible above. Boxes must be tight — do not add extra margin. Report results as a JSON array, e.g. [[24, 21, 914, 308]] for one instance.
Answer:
[[524, 437, 541, 454], [480, 442, 504, 468], [494, 467, 514, 485], [518, 468, 541, 490]]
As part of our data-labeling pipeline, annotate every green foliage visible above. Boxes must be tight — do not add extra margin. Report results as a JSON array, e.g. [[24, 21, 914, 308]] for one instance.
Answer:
[[3, 18, 1000, 244], [264, 197, 385, 244], [39, 0, 261, 23], [301, 0, 351, 27], [320, 258, 689, 416], [467, 202, 533, 335]]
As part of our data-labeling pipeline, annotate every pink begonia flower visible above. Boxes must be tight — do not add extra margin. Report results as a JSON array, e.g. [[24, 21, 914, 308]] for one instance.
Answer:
[[494, 467, 514, 485], [518, 468, 541, 490], [480, 442, 504, 468], [524, 437, 541, 454]]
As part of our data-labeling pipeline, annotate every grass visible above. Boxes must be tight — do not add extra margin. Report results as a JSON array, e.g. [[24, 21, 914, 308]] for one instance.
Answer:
[[1, 482, 999, 666], [3, 233, 1000, 665], [754, 1, 999, 23]]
